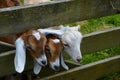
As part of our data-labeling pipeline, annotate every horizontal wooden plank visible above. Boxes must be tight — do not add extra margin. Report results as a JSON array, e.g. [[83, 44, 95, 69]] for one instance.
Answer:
[[81, 27, 120, 54], [0, 0, 120, 36], [40, 55, 120, 80], [0, 50, 79, 77], [0, 50, 34, 77]]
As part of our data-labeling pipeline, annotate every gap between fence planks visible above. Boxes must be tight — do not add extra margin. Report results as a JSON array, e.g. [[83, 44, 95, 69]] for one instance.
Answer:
[[0, 41, 15, 53], [40, 55, 120, 80], [0, 0, 120, 36], [0, 27, 120, 77]]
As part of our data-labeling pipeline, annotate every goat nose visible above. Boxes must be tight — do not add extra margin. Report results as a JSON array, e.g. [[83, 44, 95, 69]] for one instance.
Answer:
[[41, 61, 46, 65], [54, 65, 59, 71], [76, 58, 81, 62]]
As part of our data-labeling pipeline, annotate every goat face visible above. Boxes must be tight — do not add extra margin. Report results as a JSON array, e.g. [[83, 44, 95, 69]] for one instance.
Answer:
[[45, 34, 63, 71], [61, 25, 83, 62], [14, 30, 47, 73], [25, 32, 47, 66]]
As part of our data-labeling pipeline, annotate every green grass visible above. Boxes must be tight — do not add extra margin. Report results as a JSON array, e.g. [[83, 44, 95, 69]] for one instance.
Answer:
[[68, 14, 120, 80], [20, 0, 24, 4], [81, 46, 120, 65], [68, 14, 120, 34]]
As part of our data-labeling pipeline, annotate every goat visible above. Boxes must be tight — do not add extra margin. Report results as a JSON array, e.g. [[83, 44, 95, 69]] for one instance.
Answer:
[[0, 0, 21, 8], [33, 34, 68, 74], [0, 29, 47, 73], [45, 34, 68, 71], [38, 25, 83, 63]]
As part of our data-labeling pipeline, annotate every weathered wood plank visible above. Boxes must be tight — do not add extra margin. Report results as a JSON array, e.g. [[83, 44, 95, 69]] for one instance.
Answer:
[[0, 50, 34, 77], [81, 27, 120, 54], [0, 50, 80, 77], [0, 41, 15, 53], [0, 0, 120, 36], [39, 55, 120, 80]]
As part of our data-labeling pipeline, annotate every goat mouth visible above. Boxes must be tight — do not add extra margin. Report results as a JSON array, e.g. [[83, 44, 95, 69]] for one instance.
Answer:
[[50, 64, 60, 71], [39, 61, 47, 66], [53, 65, 60, 71], [35, 59, 47, 67]]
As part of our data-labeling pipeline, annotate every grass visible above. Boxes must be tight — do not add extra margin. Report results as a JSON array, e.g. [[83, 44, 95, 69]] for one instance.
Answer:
[[68, 14, 120, 80], [68, 14, 120, 34], [81, 46, 120, 65]]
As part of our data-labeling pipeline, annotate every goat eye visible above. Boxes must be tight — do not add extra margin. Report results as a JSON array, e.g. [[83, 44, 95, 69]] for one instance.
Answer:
[[45, 46, 52, 56], [64, 44, 69, 47], [45, 46, 50, 52], [26, 45, 33, 51]]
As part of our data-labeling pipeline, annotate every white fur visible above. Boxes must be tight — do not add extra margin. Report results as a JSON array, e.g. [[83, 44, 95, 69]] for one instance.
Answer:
[[68, 25, 80, 31], [52, 39, 60, 44], [50, 58, 60, 71], [40, 25, 82, 62], [61, 28, 82, 62], [38, 27, 68, 37], [35, 54, 47, 66], [34, 60, 42, 74], [60, 53, 69, 70], [32, 32, 41, 40], [14, 38, 26, 73]]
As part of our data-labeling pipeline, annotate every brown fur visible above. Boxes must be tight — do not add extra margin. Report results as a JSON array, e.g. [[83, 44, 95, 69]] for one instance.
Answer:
[[20, 30, 47, 59], [45, 34, 63, 62], [0, 0, 21, 8], [0, 29, 47, 59]]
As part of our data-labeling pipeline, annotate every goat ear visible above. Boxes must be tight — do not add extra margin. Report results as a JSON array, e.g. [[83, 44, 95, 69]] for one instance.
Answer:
[[38, 27, 68, 37], [60, 53, 69, 70], [14, 38, 26, 73], [75, 25, 81, 31], [34, 60, 42, 74]]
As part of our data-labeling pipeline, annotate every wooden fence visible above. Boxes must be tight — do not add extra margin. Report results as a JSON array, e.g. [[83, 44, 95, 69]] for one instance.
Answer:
[[0, 0, 120, 80]]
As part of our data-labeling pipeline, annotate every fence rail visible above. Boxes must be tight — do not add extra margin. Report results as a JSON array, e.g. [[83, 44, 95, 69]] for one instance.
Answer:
[[0, 0, 120, 36], [40, 55, 120, 80]]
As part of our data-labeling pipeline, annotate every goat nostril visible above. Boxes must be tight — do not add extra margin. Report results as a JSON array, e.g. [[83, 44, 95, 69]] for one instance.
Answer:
[[76, 58, 81, 62], [41, 61, 46, 65], [54, 65, 59, 71]]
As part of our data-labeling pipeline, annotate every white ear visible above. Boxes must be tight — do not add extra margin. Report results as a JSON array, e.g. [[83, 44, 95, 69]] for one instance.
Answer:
[[69, 25, 81, 31], [14, 38, 26, 73], [34, 60, 42, 74], [38, 27, 68, 37], [59, 25, 64, 28], [60, 53, 69, 70], [75, 25, 81, 31]]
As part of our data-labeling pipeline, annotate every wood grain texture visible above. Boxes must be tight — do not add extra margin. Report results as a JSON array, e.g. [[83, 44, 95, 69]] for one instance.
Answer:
[[81, 27, 120, 54], [40, 55, 120, 80], [0, 50, 79, 77], [0, 0, 120, 36]]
